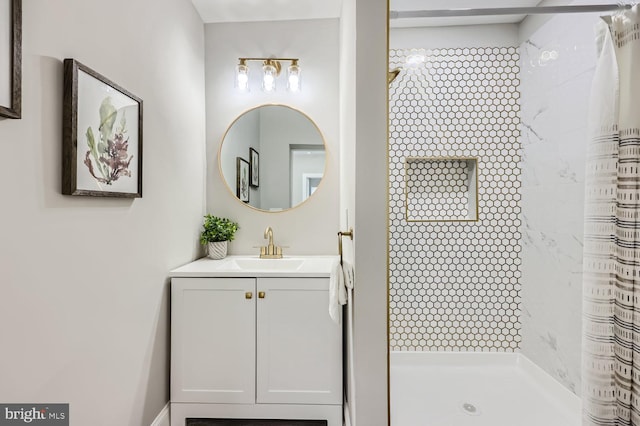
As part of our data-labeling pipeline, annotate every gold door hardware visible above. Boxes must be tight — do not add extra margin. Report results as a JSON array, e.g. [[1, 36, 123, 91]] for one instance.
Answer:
[[338, 228, 354, 266], [258, 292, 266, 299], [245, 292, 253, 299]]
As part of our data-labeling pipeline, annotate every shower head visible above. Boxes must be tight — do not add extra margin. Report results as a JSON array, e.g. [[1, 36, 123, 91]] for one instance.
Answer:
[[388, 68, 402, 85]]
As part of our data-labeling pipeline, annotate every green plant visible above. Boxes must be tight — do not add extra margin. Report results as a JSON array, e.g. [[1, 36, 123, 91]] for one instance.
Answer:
[[199, 215, 239, 244]]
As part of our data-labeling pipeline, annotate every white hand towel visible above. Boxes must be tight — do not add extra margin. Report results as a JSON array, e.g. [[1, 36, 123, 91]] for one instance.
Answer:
[[342, 260, 355, 290], [338, 267, 348, 306], [329, 260, 348, 324]]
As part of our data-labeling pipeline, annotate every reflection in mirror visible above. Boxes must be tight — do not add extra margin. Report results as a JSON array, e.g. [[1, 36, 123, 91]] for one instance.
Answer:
[[291, 144, 324, 206], [219, 105, 326, 212]]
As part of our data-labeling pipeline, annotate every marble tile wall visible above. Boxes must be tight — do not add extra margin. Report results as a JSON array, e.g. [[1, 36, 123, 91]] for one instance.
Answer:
[[519, 12, 601, 396]]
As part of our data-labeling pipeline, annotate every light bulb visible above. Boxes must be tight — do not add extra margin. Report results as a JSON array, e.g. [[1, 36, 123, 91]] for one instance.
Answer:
[[235, 61, 249, 91], [287, 61, 301, 92], [263, 74, 275, 91], [262, 62, 277, 92], [237, 73, 249, 89]]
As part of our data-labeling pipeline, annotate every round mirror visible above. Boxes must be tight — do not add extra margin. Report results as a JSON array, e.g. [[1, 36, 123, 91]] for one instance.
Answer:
[[219, 105, 326, 212]]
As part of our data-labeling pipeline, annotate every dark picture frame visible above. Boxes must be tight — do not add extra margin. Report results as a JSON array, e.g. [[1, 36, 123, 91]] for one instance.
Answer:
[[62, 59, 143, 198], [0, 0, 22, 119], [236, 157, 250, 203], [249, 147, 259, 188]]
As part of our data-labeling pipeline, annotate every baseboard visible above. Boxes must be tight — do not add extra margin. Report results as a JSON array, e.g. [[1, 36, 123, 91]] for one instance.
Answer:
[[150, 403, 170, 426]]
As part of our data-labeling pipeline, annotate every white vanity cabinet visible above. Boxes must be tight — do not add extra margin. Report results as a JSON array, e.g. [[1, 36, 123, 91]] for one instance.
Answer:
[[170, 256, 342, 426], [255, 277, 342, 405], [171, 277, 256, 404]]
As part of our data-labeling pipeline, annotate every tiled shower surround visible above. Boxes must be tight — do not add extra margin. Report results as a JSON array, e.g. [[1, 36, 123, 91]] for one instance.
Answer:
[[518, 12, 597, 395], [405, 158, 478, 221], [389, 47, 522, 351]]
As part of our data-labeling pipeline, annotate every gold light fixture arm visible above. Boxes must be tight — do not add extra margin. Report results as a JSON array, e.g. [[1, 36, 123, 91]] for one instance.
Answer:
[[239, 57, 300, 62], [238, 57, 299, 76], [236, 57, 302, 92]]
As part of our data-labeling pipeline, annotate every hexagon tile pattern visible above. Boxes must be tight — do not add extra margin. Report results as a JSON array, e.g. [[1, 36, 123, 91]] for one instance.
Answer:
[[406, 158, 476, 221], [389, 47, 522, 352]]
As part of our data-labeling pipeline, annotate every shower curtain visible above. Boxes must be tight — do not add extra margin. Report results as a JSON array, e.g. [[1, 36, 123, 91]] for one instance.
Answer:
[[583, 5, 640, 426]]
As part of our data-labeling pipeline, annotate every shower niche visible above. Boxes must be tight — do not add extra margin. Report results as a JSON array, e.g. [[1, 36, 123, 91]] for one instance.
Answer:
[[404, 157, 478, 222]]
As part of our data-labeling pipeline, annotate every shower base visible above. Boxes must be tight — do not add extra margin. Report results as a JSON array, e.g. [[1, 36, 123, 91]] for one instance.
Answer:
[[390, 351, 580, 426]]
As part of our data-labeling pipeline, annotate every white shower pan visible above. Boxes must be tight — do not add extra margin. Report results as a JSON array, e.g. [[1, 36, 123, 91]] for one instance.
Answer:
[[390, 351, 580, 426]]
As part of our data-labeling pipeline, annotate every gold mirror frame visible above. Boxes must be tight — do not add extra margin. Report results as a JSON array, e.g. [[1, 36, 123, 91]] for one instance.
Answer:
[[218, 104, 329, 213]]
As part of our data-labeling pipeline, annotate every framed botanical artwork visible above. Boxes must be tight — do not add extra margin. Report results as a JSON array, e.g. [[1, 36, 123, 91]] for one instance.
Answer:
[[237, 157, 250, 203], [249, 147, 259, 187], [0, 0, 22, 119], [62, 59, 143, 197]]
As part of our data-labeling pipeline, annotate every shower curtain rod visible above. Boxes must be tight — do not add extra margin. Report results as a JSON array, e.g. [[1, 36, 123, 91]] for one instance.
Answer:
[[389, 4, 634, 20]]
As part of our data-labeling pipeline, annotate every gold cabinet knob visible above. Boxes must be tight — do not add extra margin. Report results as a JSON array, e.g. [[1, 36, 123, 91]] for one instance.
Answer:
[[258, 292, 266, 299], [245, 292, 253, 299]]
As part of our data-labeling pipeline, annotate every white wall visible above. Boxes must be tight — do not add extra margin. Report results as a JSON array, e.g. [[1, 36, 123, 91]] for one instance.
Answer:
[[391, 24, 518, 49], [339, 0, 357, 423], [352, 0, 390, 424], [519, 11, 602, 396], [205, 19, 340, 255], [0, 0, 205, 425]]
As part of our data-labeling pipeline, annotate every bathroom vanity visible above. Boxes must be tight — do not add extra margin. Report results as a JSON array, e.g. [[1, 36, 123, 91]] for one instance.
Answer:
[[170, 256, 342, 426]]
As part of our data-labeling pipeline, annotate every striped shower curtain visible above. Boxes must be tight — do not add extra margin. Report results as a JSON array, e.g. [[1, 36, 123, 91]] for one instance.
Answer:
[[583, 6, 640, 426]]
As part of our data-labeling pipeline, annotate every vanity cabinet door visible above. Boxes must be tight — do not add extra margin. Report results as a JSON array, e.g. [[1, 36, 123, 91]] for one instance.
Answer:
[[171, 277, 256, 404], [256, 278, 342, 405]]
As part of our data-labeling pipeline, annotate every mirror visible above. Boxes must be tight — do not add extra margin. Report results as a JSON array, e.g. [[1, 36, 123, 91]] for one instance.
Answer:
[[219, 105, 326, 212]]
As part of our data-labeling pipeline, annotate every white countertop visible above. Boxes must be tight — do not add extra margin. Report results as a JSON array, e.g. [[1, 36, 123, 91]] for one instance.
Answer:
[[170, 255, 339, 278]]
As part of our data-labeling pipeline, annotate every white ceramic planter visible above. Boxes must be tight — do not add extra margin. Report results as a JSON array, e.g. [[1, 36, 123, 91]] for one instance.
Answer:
[[207, 241, 228, 260]]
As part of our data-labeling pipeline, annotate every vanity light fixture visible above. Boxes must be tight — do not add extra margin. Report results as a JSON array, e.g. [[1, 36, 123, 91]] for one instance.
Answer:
[[235, 57, 302, 93]]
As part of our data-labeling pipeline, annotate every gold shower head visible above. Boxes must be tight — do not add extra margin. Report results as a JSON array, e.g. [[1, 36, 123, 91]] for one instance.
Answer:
[[388, 68, 402, 85]]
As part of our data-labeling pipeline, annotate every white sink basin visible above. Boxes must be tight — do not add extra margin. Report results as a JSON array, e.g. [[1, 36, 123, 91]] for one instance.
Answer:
[[171, 255, 338, 277], [228, 258, 305, 271]]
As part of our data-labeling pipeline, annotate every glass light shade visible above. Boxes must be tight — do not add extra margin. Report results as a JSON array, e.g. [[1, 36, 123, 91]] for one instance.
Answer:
[[262, 63, 277, 92], [287, 63, 302, 92], [235, 63, 249, 91]]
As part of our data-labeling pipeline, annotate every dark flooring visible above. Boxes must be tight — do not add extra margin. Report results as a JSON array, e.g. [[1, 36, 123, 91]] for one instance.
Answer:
[[186, 419, 327, 426]]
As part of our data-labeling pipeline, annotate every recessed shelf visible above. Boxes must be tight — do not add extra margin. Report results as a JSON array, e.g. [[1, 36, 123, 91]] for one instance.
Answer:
[[404, 157, 479, 222]]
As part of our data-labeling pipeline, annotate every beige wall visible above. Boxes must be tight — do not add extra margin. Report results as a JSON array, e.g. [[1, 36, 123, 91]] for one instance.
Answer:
[[204, 19, 340, 255], [0, 0, 206, 425]]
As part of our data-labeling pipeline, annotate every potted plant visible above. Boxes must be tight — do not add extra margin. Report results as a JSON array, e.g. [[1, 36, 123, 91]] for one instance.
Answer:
[[199, 215, 239, 260]]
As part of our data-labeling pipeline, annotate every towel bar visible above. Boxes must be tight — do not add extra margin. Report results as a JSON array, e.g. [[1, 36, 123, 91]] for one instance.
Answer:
[[338, 228, 354, 266]]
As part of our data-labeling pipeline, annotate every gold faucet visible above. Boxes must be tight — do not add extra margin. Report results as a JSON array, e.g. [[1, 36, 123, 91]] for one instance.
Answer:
[[260, 226, 283, 259]]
